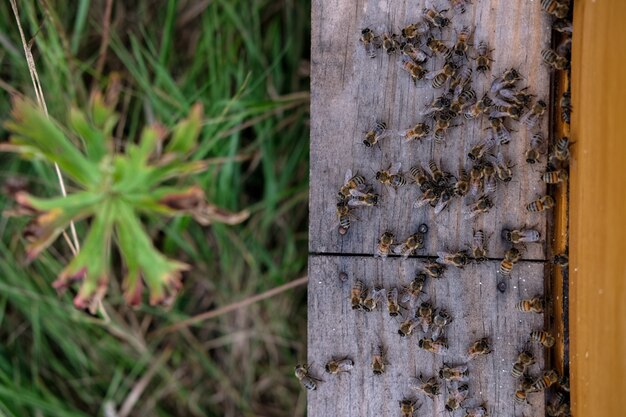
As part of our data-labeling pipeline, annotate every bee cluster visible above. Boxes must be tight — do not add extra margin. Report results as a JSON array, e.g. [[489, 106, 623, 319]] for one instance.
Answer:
[[308, 0, 574, 416]]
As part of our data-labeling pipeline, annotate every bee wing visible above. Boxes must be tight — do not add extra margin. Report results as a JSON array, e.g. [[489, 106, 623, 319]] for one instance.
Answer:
[[489, 109, 511, 119], [463, 206, 480, 220], [349, 188, 366, 197], [496, 87, 516, 100], [389, 162, 402, 175], [375, 246, 388, 258], [347, 198, 369, 207], [436, 251, 451, 264], [424, 69, 442, 80], [392, 244, 406, 255], [414, 195, 432, 209], [344, 169, 353, 184], [433, 196, 449, 215]]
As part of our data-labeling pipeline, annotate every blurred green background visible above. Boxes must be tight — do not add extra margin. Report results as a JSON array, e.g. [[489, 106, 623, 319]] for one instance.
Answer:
[[0, 1, 309, 416]]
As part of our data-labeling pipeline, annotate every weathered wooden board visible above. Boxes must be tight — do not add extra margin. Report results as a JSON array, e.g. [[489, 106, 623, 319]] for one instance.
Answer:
[[307, 256, 546, 416], [310, 0, 552, 260]]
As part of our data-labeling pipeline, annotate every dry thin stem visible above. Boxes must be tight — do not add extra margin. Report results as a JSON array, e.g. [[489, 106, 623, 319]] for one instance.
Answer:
[[94, 0, 113, 80], [9, 0, 80, 255], [118, 348, 172, 417], [155, 275, 308, 336]]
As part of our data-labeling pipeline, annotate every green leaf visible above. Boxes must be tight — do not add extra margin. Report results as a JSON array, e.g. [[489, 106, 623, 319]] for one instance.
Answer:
[[165, 102, 203, 155], [3, 97, 100, 187], [68, 108, 109, 163]]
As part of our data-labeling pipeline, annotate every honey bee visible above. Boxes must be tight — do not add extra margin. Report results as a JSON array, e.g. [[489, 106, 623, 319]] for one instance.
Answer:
[[471, 229, 489, 262], [417, 301, 434, 332], [451, 67, 473, 97], [436, 251, 469, 268], [387, 287, 401, 317], [467, 337, 492, 360], [361, 287, 386, 312], [401, 121, 431, 142], [350, 279, 366, 310], [559, 375, 570, 392], [469, 164, 484, 196], [490, 68, 522, 93], [553, 18, 573, 34], [399, 398, 420, 417], [431, 309, 452, 340], [530, 330, 556, 348], [501, 227, 541, 244], [347, 189, 380, 207], [541, 0, 569, 19], [394, 228, 428, 258], [493, 152, 514, 182], [382, 33, 400, 54], [464, 194, 493, 219], [360, 28, 381, 58], [399, 56, 429, 84], [423, 7, 451, 29], [464, 93, 493, 119], [499, 247, 521, 276], [422, 92, 452, 116], [529, 370, 559, 392], [445, 383, 469, 411], [409, 165, 433, 191], [376, 162, 406, 190], [516, 295, 544, 313], [418, 337, 449, 355], [490, 104, 523, 120], [423, 260, 445, 279], [399, 317, 420, 337], [375, 231, 395, 258], [552, 137, 571, 163], [294, 364, 322, 390], [336, 200, 355, 235], [553, 253, 569, 268], [453, 26, 473, 57], [439, 364, 469, 382], [371, 345, 387, 375], [401, 23, 421, 41], [464, 405, 488, 417], [487, 117, 513, 145], [467, 136, 496, 161], [513, 387, 529, 404], [561, 90, 571, 124], [542, 48, 569, 70], [401, 272, 427, 305], [400, 42, 429, 63], [526, 132, 546, 164], [338, 169, 367, 200], [542, 169, 568, 184], [363, 121, 388, 148], [547, 392, 570, 417], [409, 374, 441, 399], [428, 160, 451, 187], [414, 187, 439, 209], [454, 166, 470, 197], [434, 188, 454, 214], [452, 87, 476, 112], [448, 0, 470, 14], [433, 116, 456, 143], [325, 357, 354, 375], [526, 195, 555, 212], [521, 99, 547, 129], [511, 350, 535, 378], [426, 61, 457, 89], [474, 40, 494, 73], [482, 162, 497, 194]]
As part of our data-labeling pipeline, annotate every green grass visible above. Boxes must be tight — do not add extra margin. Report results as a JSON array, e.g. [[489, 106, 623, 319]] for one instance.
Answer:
[[0, 1, 309, 416]]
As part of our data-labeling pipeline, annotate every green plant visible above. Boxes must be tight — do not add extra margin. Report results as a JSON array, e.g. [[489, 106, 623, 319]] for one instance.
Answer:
[[2, 92, 248, 309]]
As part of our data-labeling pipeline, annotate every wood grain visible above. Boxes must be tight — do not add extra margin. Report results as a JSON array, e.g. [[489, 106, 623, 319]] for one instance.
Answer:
[[307, 256, 546, 416], [310, 0, 552, 261], [570, 1, 626, 416]]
